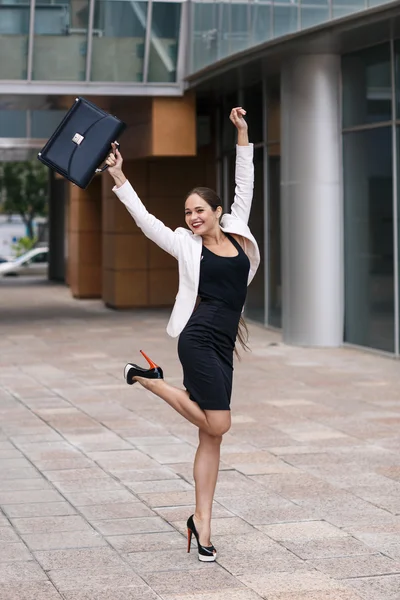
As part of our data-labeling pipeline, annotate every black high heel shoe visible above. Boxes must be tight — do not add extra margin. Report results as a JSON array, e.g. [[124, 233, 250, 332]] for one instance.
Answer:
[[124, 350, 164, 385], [187, 514, 217, 562]]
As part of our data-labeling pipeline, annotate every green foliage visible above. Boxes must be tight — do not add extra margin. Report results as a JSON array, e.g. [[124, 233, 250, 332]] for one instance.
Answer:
[[0, 161, 48, 239], [11, 236, 38, 257]]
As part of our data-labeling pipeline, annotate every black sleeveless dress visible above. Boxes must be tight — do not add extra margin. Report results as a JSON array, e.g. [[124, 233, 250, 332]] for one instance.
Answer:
[[177, 233, 250, 411]]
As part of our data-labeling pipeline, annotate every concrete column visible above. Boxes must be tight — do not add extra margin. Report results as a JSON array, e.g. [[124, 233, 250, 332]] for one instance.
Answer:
[[281, 54, 343, 346], [48, 172, 66, 282], [68, 176, 102, 298]]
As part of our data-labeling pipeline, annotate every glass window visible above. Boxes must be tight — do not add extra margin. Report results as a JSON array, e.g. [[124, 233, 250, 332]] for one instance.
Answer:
[[31, 110, 67, 138], [332, 0, 365, 18], [0, 0, 30, 80], [273, 0, 298, 38], [0, 110, 27, 137], [32, 0, 89, 81], [394, 40, 400, 118], [91, 0, 148, 82], [191, 0, 218, 71], [229, 2, 249, 55], [342, 44, 391, 128], [217, 1, 230, 60], [243, 83, 264, 144], [268, 144, 281, 328], [246, 147, 265, 323], [300, 0, 329, 29], [250, 0, 271, 46], [343, 127, 394, 353], [147, 1, 181, 83]]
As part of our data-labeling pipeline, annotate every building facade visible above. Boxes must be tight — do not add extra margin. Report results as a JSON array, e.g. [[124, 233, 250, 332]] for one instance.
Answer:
[[1, 0, 400, 356]]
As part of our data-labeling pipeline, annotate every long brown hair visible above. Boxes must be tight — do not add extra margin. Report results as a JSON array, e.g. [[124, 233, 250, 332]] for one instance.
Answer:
[[186, 187, 250, 358]]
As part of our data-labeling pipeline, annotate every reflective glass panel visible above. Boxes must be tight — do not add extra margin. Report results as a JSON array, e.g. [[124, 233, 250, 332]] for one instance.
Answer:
[[300, 0, 329, 29], [191, 0, 218, 71], [91, 0, 148, 82], [394, 40, 400, 118], [273, 0, 298, 38], [217, 1, 230, 60], [31, 110, 67, 138], [0, 0, 29, 80], [332, 0, 365, 18], [249, 0, 271, 46], [229, 2, 249, 56], [0, 110, 26, 137], [342, 44, 391, 128], [147, 1, 181, 83], [246, 147, 265, 323], [32, 0, 89, 81], [268, 144, 281, 328], [343, 127, 394, 353]]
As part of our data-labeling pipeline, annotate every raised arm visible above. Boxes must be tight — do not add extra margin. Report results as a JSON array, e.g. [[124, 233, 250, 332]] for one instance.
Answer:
[[229, 108, 254, 225], [106, 145, 179, 259]]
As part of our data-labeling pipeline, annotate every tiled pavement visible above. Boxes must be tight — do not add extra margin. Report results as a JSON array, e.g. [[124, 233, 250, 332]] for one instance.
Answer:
[[1, 278, 400, 599]]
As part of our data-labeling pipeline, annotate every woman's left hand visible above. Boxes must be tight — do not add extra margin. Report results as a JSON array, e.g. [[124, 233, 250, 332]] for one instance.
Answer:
[[229, 107, 248, 132]]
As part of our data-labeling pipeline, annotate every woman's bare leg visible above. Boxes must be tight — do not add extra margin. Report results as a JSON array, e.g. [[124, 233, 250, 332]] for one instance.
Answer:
[[135, 377, 230, 437], [193, 425, 226, 547]]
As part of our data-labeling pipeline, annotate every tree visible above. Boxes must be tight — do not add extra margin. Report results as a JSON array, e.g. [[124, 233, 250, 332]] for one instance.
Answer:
[[0, 160, 48, 239]]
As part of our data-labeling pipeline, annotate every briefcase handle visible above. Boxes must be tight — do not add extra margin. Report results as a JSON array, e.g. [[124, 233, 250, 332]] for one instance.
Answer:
[[95, 141, 120, 174]]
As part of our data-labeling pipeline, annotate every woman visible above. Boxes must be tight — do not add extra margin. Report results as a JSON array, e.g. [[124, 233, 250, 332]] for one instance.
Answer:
[[106, 107, 260, 562]]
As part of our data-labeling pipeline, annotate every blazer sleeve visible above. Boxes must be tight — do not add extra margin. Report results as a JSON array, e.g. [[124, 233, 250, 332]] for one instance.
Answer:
[[229, 143, 254, 225], [113, 180, 179, 259]]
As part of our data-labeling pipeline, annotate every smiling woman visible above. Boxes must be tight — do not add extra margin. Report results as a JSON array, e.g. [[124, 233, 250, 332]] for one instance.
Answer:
[[104, 107, 260, 563]]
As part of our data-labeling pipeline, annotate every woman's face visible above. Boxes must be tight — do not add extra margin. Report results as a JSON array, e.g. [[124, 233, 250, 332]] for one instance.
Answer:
[[185, 194, 221, 236]]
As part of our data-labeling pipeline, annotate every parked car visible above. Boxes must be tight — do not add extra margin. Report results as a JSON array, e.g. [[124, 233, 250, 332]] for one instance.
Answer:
[[0, 247, 49, 277]]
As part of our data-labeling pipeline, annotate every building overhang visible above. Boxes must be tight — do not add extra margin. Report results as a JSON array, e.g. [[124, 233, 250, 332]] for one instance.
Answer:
[[0, 83, 184, 97], [186, 0, 400, 92]]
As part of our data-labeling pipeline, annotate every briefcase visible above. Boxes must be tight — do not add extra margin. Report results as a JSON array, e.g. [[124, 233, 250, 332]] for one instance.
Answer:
[[38, 97, 126, 189]]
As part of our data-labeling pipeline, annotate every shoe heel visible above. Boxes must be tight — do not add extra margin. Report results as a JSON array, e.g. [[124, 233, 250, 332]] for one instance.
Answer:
[[140, 350, 158, 370], [187, 528, 192, 553]]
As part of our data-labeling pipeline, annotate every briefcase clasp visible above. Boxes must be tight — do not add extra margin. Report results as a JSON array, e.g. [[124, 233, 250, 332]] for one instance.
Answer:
[[72, 133, 84, 145]]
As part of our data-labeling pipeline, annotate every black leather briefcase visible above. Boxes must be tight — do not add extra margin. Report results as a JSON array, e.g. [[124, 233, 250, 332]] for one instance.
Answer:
[[38, 97, 126, 189]]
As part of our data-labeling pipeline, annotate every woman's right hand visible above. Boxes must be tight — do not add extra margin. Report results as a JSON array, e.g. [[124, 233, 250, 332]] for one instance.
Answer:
[[106, 143, 126, 187]]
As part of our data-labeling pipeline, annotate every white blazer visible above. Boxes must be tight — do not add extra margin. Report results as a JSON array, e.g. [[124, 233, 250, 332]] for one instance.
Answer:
[[113, 143, 260, 338]]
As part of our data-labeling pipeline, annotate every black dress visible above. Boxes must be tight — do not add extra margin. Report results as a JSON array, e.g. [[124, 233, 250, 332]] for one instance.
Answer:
[[177, 234, 250, 411]]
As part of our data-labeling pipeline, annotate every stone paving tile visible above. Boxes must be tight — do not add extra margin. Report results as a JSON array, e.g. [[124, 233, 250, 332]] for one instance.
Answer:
[[21, 530, 106, 551], [346, 574, 400, 599], [311, 554, 400, 578], [0, 479, 53, 492], [60, 489, 139, 506], [0, 581, 63, 600], [239, 570, 348, 595], [61, 589, 161, 600], [91, 516, 173, 536], [281, 537, 377, 560], [3, 501, 77, 518], [161, 591, 263, 600], [48, 566, 146, 592], [11, 515, 91, 534], [4, 282, 400, 600], [127, 479, 194, 494], [0, 560, 48, 582], [0, 490, 64, 505], [0, 527, 20, 543], [0, 542, 33, 562], [126, 549, 205, 573], [142, 569, 244, 595], [257, 521, 348, 541], [34, 546, 128, 571], [114, 468, 180, 483], [78, 502, 154, 521], [154, 504, 233, 522], [107, 531, 185, 553]]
